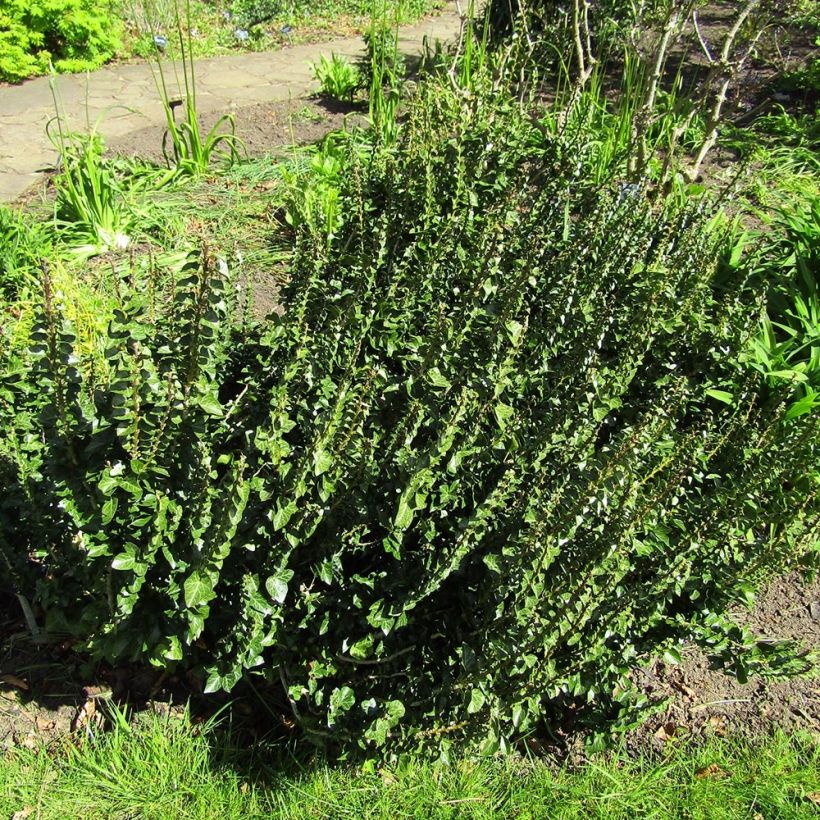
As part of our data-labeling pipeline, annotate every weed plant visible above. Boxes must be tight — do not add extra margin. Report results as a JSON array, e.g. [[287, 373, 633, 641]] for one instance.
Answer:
[[48, 126, 133, 254], [746, 188, 820, 417], [0, 208, 44, 302], [312, 53, 361, 103]]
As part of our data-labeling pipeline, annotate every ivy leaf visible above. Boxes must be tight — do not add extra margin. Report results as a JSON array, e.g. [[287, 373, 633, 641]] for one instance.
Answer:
[[394, 492, 414, 530], [265, 568, 294, 604], [505, 319, 524, 345], [272, 500, 297, 531], [203, 671, 222, 694], [329, 685, 356, 721], [198, 394, 224, 417], [467, 688, 486, 714], [98, 474, 119, 497], [314, 448, 333, 476], [427, 367, 451, 390], [163, 635, 183, 661], [184, 572, 215, 608], [101, 497, 118, 526], [111, 551, 136, 571], [493, 403, 514, 429], [663, 647, 682, 665]]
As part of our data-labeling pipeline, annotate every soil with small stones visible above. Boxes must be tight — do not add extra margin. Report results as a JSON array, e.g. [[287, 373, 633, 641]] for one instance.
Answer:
[[630, 574, 820, 755], [109, 97, 367, 165]]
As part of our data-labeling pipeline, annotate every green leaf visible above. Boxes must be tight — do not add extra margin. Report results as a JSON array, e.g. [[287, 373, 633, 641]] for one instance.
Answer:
[[198, 394, 224, 417], [203, 671, 222, 694], [101, 497, 118, 526], [272, 500, 297, 531], [705, 389, 733, 405], [329, 685, 356, 716], [163, 635, 183, 661], [98, 474, 119, 497], [314, 448, 333, 476], [786, 392, 819, 419], [493, 403, 514, 429], [265, 568, 294, 604], [427, 367, 451, 390], [111, 552, 136, 571], [663, 647, 682, 665], [394, 492, 414, 530], [505, 319, 524, 345], [467, 688, 486, 714], [184, 572, 215, 608]]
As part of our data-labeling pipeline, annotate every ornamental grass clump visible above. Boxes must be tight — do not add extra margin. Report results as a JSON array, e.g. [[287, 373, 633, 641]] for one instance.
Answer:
[[1, 72, 818, 757]]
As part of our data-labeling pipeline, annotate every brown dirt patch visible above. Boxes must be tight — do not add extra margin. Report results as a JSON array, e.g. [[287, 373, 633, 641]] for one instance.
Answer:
[[109, 97, 366, 165], [630, 573, 820, 755]]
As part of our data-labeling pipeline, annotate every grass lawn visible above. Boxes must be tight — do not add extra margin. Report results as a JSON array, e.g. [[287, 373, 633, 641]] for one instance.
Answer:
[[2, 710, 819, 819]]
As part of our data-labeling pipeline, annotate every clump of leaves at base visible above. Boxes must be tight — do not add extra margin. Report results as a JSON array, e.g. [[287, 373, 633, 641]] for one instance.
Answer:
[[2, 74, 818, 758]]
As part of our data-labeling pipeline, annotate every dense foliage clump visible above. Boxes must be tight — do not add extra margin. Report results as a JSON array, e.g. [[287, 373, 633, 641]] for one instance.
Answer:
[[0, 0, 122, 82], [1, 64, 818, 756]]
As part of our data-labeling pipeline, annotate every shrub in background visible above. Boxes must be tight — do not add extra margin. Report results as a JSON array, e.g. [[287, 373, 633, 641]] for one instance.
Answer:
[[0, 0, 121, 83], [2, 71, 818, 758]]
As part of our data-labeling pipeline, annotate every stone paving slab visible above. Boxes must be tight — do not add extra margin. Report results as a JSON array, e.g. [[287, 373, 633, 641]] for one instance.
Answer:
[[0, 5, 461, 203]]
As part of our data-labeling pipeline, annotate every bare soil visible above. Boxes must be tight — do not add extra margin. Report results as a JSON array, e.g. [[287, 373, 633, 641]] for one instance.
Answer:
[[631, 574, 820, 754], [109, 96, 366, 165]]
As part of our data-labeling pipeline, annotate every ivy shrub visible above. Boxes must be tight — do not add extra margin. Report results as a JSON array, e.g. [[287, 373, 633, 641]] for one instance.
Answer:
[[0, 0, 121, 83], [2, 78, 818, 756]]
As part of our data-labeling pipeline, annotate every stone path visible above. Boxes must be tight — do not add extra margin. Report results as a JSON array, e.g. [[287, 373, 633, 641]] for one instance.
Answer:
[[0, 5, 461, 202]]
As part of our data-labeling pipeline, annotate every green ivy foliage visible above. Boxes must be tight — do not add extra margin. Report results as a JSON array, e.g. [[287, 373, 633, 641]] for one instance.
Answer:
[[0, 0, 121, 83], [2, 79, 818, 757]]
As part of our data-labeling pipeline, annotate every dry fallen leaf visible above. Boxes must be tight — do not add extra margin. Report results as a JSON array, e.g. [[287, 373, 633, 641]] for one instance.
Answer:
[[0, 674, 30, 691], [707, 715, 727, 737], [671, 679, 696, 699], [654, 722, 677, 742], [695, 763, 728, 780], [82, 685, 112, 700], [806, 792, 820, 806], [71, 695, 103, 736], [11, 807, 34, 820]]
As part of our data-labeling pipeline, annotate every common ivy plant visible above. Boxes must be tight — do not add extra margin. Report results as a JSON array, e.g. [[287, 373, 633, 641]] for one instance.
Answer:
[[1, 73, 818, 758]]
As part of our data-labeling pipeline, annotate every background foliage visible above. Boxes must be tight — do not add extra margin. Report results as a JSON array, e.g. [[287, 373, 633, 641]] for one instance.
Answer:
[[0, 0, 122, 82]]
